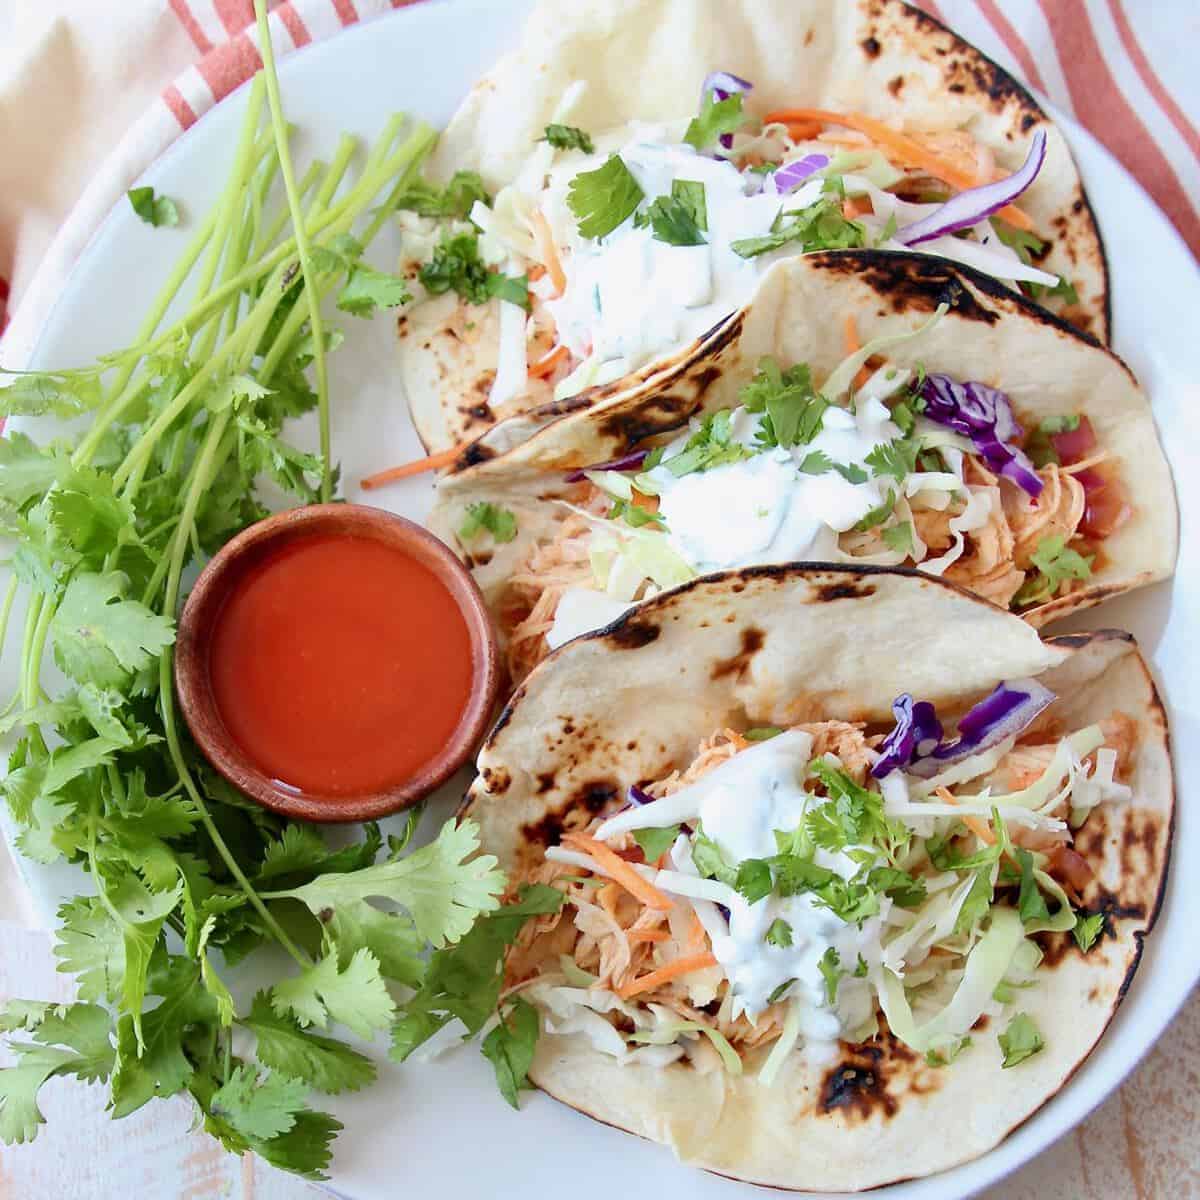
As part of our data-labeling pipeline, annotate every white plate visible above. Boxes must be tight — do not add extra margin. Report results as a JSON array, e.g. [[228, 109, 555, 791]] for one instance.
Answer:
[[5, 2, 1200, 1197]]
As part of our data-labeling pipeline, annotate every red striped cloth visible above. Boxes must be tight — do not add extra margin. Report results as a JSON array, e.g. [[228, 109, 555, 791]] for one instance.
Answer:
[[0, 0, 1196, 347]]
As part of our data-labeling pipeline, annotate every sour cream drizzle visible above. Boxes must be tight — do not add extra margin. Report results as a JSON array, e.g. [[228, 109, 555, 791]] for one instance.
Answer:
[[596, 732, 878, 1049]]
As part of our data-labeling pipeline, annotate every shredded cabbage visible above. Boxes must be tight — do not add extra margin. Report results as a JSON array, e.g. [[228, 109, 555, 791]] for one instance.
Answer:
[[758, 1000, 804, 1086], [820, 304, 947, 401], [630, 1011, 744, 1075]]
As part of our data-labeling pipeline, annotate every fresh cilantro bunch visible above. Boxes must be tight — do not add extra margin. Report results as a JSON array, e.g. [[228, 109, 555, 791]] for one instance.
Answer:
[[418, 229, 530, 311], [1014, 533, 1093, 606], [731, 198, 865, 259], [739, 358, 827, 449], [0, 18, 525, 1177]]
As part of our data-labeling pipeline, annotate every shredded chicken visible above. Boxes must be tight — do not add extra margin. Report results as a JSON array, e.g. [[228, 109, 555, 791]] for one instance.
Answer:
[[1006, 464, 1087, 570], [794, 720, 876, 781]]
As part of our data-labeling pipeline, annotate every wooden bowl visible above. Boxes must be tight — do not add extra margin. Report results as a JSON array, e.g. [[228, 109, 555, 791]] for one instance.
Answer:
[[174, 503, 500, 823]]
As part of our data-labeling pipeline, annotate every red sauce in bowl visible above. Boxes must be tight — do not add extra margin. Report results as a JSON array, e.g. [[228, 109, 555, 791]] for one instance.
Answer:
[[207, 530, 474, 798]]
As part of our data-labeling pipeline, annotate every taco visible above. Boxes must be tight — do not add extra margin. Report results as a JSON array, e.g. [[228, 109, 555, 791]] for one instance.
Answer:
[[396, 0, 1109, 454], [462, 566, 1172, 1190], [428, 251, 1176, 684]]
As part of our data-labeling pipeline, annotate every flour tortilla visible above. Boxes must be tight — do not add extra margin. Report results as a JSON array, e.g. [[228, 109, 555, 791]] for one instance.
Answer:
[[404, 0, 1110, 452], [462, 566, 1173, 1191], [428, 251, 1176, 637]]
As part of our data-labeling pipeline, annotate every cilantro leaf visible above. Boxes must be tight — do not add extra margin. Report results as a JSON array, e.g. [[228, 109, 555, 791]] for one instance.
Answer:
[[128, 186, 180, 228], [798, 450, 833, 475], [1073, 911, 1106, 953], [925, 1037, 971, 1067], [818, 947, 843, 1005], [768, 979, 795, 1003], [54, 896, 125, 1002], [336, 265, 411, 316], [458, 501, 517, 545], [690, 831, 738, 887], [418, 231, 527, 310], [854, 488, 897, 533], [566, 155, 644, 239], [833, 461, 869, 485], [539, 124, 594, 153], [684, 91, 747, 152], [391, 885, 564, 1061], [50, 573, 174, 689], [663, 409, 752, 477], [740, 358, 827, 448], [210, 1066, 308, 1142], [0, 369, 104, 420], [731, 199, 864, 258], [0, 432, 67, 509], [954, 868, 995, 936], [638, 180, 708, 247], [882, 521, 914, 555], [765, 918, 793, 948], [271, 948, 395, 1039], [633, 825, 680, 862], [243, 992, 375, 1094], [0, 1045, 83, 1143], [1015, 849, 1051, 926], [734, 858, 774, 904], [481, 997, 540, 1109], [1014, 534, 1093, 607], [395, 170, 490, 220], [998, 1012, 1044, 1068], [865, 866, 927, 909], [865, 438, 921, 482]]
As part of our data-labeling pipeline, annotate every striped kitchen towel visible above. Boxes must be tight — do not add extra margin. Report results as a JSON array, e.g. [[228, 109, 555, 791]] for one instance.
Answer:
[[0, 0, 1196, 364]]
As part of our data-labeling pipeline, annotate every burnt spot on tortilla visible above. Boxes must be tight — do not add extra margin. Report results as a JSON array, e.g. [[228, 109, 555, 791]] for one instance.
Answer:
[[861, 35, 881, 57], [480, 766, 511, 796], [536, 772, 557, 794], [816, 579, 877, 602], [804, 28, 814, 46], [608, 618, 661, 649], [710, 627, 764, 681], [820, 1031, 921, 1121], [971, 1013, 991, 1032], [1039, 888, 1147, 968], [597, 392, 704, 447], [1021, 112, 1037, 132], [520, 779, 620, 847], [888, 74, 905, 97], [454, 441, 497, 470]]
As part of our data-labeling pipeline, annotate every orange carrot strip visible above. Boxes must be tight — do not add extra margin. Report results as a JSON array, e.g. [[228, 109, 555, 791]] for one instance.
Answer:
[[842, 195, 873, 219], [618, 952, 718, 999], [629, 489, 660, 515], [360, 440, 470, 490], [529, 209, 567, 296], [762, 108, 1034, 230], [562, 834, 674, 911], [628, 928, 670, 944], [687, 908, 707, 951], [529, 343, 569, 379], [936, 787, 997, 847], [843, 315, 873, 391]]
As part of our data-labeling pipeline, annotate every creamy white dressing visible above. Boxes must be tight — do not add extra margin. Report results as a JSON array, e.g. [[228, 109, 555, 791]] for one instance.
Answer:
[[597, 732, 875, 1045], [647, 396, 901, 572], [543, 133, 817, 385]]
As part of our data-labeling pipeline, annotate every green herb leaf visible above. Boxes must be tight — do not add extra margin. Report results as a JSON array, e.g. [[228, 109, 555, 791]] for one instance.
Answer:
[[481, 997, 540, 1109], [458, 501, 518, 544], [854, 488, 897, 533], [684, 92, 747, 152], [744, 726, 783, 742], [1014, 534, 1093, 607], [882, 521, 914, 555], [765, 918, 793, 948], [663, 409, 752, 477], [418, 230, 525, 310], [566, 155, 644, 239], [633, 825, 680, 862], [739, 358, 827, 449], [925, 1037, 971, 1067], [998, 1012, 1044, 1068], [1015, 849, 1052, 926], [865, 438, 920, 483], [818, 947, 843, 1005], [734, 858, 774, 905], [832, 461, 869, 485], [128, 186, 180, 228], [731, 199, 864, 258], [1073, 910, 1106, 953], [271, 948, 395, 1040], [395, 170, 490, 220], [539, 124, 594, 154], [954, 867, 995, 936], [336, 266, 411, 316], [798, 449, 833, 475], [210, 1066, 308, 1142]]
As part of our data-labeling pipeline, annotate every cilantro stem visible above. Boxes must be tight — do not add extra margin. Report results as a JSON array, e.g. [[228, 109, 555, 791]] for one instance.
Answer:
[[254, 158, 322, 257], [0, 576, 17, 670], [24, 597, 53, 712], [254, 0, 332, 501]]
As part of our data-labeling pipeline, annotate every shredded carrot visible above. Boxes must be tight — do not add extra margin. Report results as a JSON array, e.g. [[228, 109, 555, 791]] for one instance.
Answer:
[[762, 108, 1034, 230], [842, 315, 873, 391], [629, 489, 660, 515], [360, 440, 470, 490], [529, 209, 567, 296], [937, 786, 997, 847], [842, 195, 873, 220], [687, 907, 707, 951], [628, 928, 670, 944], [562, 833, 674, 911], [529, 343, 569, 379], [618, 952, 719, 999]]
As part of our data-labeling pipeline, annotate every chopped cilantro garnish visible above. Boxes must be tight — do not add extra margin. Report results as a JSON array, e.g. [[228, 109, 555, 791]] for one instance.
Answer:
[[854, 954, 869, 978], [926, 816, 1006, 871], [854, 488, 896, 533], [735, 859, 774, 904], [128, 186, 180, 228], [833, 461, 869, 485], [1015, 848, 1051, 926], [864, 866, 927, 909], [1014, 534, 1093, 607], [457, 502, 517, 544], [731, 199, 865, 259], [690, 831, 737, 887], [882, 521, 914, 555], [865, 438, 921, 483], [767, 979, 795, 1004], [394, 170, 489, 219], [998, 1012, 1044, 1068], [607, 498, 664, 528], [765, 918, 793, 948], [876, 211, 899, 246], [1029, 275, 1080, 305], [635, 181, 708, 246], [925, 1037, 971, 1067], [539, 124, 594, 154], [633, 825, 680, 862], [740, 358, 828, 449], [744, 726, 783, 741], [481, 997, 539, 1109], [566, 155, 644, 239], [890, 397, 917, 436], [991, 219, 1045, 263], [818, 947, 843, 1005], [663, 409, 752, 477], [419, 231, 529, 310], [954, 867, 995, 936], [798, 449, 833, 475], [684, 91, 747, 152], [1073, 910, 1106, 953]]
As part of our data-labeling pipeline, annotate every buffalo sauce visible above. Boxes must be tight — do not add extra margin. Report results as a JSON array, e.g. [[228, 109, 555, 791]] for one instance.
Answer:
[[207, 531, 473, 797]]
